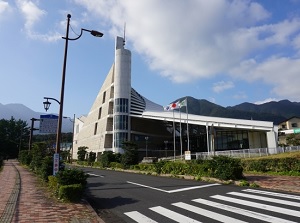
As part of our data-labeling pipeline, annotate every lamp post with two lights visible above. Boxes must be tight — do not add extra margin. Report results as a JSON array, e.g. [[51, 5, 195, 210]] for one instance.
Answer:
[[45, 14, 103, 174]]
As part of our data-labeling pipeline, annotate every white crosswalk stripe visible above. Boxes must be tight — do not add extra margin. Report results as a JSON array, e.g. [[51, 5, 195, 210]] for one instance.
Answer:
[[149, 206, 202, 223], [172, 202, 248, 223], [212, 194, 300, 217], [124, 190, 300, 223], [124, 211, 159, 223], [242, 189, 300, 200], [227, 191, 300, 207], [193, 198, 297, 223]]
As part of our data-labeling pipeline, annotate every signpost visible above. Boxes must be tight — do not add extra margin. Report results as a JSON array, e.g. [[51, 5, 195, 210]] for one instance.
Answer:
[[185, 150, 191, 160], [53, 153, 59, 175], [39, 114, 58, 133]]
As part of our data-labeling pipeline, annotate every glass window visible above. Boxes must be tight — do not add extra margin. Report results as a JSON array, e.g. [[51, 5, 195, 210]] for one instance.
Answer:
[[114, 115, 128, 130], [98, 107, 102, 119], [102, 91, 106, 103], [94, 123, 98, 135], [114, 132, 127, 147], [115, 98, 128, 113], [292, 123, 298, 127]]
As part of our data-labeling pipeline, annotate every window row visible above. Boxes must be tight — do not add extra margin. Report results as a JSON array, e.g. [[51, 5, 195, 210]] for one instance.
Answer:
[[114, 115, 128, 130], [115, 98, 128, 113]]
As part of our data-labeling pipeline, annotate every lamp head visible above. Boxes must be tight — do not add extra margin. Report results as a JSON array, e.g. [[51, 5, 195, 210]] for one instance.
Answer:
[[90, 30, 103, 37], [43, 100, 51, 111]]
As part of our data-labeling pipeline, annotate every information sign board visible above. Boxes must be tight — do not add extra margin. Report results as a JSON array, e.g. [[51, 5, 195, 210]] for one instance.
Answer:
[[39, 114, 58, 133], [185, 150, 191, 160]]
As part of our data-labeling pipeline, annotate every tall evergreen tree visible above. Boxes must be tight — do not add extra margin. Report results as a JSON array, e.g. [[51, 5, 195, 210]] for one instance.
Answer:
[[0, 117, 30, 159]]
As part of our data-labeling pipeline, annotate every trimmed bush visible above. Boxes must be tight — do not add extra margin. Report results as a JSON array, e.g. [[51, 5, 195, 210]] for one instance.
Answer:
[[58, 184, 84, 202], [208, 156, 244, 180], [242, 157, 300, 175], [56, 168, 88, 186]]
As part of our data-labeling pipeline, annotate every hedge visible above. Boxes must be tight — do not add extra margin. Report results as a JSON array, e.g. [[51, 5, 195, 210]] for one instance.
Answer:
[[242, 157, 300, 175]]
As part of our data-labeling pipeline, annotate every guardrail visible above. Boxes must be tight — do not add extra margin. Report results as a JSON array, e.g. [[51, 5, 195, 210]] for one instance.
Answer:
[[195, 146, 300, 159]]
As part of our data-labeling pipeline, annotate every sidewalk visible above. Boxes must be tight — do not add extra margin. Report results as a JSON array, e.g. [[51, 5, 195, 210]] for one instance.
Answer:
[[0, 161, 299, 223], [0, 160, 104, 223], [244, 173, 300, 194]]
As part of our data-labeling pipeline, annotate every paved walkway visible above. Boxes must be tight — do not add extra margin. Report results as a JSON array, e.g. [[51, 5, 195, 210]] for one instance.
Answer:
[[0, 160, 104, 223], [0, 160, 299, 223]]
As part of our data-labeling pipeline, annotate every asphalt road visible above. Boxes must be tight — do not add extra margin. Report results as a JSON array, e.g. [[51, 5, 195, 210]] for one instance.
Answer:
[[80, 167, 300, 223]]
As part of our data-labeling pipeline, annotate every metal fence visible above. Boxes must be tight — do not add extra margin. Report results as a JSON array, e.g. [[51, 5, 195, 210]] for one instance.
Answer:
[[195, 146, 300, 159]]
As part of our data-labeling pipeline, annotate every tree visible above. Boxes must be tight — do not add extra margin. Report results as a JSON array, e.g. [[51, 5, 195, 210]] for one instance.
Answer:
[[0, 117, 30, 159], [121, 141, 139, 167], [88, 151, 96, 163], [77, 146, 88, 161], [286, 133, 300, 146]]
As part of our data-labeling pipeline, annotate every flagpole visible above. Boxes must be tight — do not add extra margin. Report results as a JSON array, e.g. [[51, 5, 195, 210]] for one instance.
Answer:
[[179, 106, 182, 160], [173, 109, 176, 161], [186, 97, 190, 151]]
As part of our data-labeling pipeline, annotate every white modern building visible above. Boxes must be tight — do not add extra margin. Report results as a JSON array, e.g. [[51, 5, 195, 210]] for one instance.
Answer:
[[72, 36, 278, 160]]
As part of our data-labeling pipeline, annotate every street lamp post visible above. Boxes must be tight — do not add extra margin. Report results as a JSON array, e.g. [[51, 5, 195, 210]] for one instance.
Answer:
[[53, 14, 103, 174]]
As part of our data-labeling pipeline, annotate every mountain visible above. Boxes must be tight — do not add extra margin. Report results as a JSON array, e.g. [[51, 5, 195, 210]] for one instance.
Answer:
[[228, 100, 300, 119], [0, 103, 73, 133], [176, 97, 299, 124], [2, 98, 299, 129]]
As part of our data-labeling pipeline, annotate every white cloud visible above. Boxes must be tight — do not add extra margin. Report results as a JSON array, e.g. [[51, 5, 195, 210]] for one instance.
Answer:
[[254, 98, 279, 104], [230, 56, 300, 101], [0, 0, 12, 20], [16, 0, 46, 30], [16, 0, 61, 41], [233, 92, 247, 100], [73, 0, 300, 101], [213, 81, 234, 93]]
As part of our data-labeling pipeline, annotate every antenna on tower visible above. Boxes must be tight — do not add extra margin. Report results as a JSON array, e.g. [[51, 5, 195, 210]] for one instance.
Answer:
[[123, 22, 126, 46]]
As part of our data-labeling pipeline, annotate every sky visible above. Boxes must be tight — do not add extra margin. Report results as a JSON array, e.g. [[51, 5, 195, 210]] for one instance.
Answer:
[[1, 0, 300, 118]]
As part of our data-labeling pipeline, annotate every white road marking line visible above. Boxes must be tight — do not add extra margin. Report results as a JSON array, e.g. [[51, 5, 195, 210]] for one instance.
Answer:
[[127, 181, 220, 193], [150, 206, 202, 223], [242, 189, 300, 200], [228, 191, 300, 207], [193, 198, 297, 223], [124, 211, 158, 223], [87, 173, 104, 177], [172, 202, 248, 223], [167, 184, 220, 193], [212, 195, 300, 217]]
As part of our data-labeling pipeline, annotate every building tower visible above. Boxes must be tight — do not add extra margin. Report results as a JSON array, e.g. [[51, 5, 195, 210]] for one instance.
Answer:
[[113, 37, 131, 153]]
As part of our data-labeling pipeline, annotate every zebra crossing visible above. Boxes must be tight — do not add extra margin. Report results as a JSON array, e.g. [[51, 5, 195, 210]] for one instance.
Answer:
[[124, 189, 300, 223]]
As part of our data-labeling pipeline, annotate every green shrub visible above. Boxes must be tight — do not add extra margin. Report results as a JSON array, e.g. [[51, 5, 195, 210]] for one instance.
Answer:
[[77, 146, 88, 161], [110, 162, 124, 169], [136, 163, 156, 172], [250, 182, 259, 188], [242, 157, 300, 175], [48, 176, 58, 190], [39, 156, 53, 181], [56, 168, 88, 186], [18, 150, 32, 165], [154, 161, 167, 174], [239, 180, 250, 187], [0, 156, 3, 169], [58, 184, 84, 202], [208, 156, 244, 180], [161, 161, 190, 175], [99, 151, 115, 167]]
